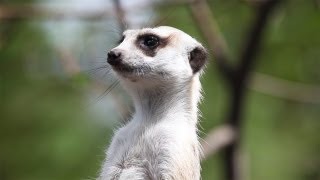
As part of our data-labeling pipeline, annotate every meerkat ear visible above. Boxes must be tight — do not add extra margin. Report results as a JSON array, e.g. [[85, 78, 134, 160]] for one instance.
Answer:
[[189, 46, 208, 73]]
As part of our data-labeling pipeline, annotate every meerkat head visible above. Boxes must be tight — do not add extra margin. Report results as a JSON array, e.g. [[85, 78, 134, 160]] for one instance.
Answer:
[[107, 26, 207, 88]]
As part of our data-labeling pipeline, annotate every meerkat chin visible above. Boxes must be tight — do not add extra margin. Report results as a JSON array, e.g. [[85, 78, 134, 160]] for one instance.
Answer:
[[99, 26, 208, 180]]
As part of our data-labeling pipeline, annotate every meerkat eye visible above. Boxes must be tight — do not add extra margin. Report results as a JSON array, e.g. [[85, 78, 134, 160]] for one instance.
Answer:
[[118, 35, 125, 44], [142, 35, 159, 49]]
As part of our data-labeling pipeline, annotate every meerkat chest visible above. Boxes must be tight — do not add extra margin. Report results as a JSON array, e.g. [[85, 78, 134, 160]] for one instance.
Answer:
[[109, 119, 198, 158], [103, 119, 201, 179]]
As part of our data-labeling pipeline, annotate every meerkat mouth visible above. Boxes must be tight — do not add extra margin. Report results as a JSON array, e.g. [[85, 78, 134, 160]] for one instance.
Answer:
[[111, 62, 135, 73], [111, 63, 152, 78]]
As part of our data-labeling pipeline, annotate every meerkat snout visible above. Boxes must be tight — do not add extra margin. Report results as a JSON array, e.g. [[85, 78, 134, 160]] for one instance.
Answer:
[[107, 50, 122, 66]]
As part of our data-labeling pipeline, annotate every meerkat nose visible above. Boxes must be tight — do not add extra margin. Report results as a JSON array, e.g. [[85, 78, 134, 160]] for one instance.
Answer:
[[107, 50, 122, 66]]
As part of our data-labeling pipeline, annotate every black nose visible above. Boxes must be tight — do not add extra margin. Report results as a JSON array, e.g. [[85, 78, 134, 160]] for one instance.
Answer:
[[107, 50, 122, 65]]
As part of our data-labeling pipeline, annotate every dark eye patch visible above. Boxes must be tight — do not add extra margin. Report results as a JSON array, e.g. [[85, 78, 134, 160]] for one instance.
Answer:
[[141, 35, 159, 49], [135, 33, 169, 57]]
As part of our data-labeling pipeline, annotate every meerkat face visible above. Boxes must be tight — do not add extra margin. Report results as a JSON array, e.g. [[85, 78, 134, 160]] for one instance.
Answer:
[[107, 26, 207, 85]]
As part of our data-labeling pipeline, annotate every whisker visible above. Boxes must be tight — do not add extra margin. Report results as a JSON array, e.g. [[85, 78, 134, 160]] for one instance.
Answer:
[[101, 68, 113, 79], [105, 81, 120, 96], [92, 80, 120, 105], [83, 80, 119, 110]]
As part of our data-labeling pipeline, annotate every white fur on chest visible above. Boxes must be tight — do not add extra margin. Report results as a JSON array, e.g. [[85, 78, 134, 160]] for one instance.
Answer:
[[100, 114, 201, 180]]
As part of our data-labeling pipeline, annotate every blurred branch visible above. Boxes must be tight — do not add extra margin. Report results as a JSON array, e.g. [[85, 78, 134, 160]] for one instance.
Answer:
[[225, 2, 280, 180], [112, 0, 127, 32], [250, 72, 320, 104], [200, 72, 320, 160], [201, 125, 237, 159], [188, 0, 235, 82], [236, 0, 280, 86], [313, 0, 320, 9], [188, 0, 281, 180], [0, 4, 112, 21]]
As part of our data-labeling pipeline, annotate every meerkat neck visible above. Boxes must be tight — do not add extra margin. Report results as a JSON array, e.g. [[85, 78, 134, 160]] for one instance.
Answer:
[[128, 75, 202, 125]]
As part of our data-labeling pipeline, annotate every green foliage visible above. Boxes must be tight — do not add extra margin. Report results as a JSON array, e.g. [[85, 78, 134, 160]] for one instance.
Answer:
[[0, 21, 112, 180]]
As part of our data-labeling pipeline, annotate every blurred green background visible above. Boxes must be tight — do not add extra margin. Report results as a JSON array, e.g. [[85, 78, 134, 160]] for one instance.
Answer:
[[1, 0, 319, 180]]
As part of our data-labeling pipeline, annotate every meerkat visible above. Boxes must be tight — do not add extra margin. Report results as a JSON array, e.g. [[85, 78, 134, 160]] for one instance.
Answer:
[[99, 26, 208, 180]]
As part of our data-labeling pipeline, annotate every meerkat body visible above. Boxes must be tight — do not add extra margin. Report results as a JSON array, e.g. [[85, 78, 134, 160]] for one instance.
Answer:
[[99, 26, 207, 180]]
